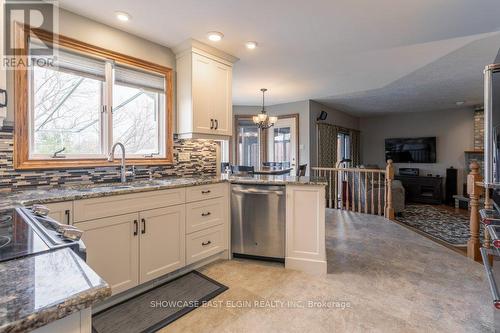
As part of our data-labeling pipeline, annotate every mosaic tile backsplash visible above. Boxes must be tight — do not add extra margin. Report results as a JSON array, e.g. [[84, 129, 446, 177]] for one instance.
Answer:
[[0, 126, 217, 192]]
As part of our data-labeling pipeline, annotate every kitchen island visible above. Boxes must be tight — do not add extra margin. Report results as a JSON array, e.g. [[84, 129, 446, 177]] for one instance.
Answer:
[[0, 248, 110, 333]]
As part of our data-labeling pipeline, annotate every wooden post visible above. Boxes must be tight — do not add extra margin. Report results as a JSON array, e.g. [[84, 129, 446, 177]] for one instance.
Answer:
[[385, 160, 395, 220], [467, 161, 483, 261]]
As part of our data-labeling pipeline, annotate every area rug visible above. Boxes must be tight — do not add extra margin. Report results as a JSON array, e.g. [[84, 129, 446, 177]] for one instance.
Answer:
[[396, 204, 483, 246], [92, 271, 228, 333]]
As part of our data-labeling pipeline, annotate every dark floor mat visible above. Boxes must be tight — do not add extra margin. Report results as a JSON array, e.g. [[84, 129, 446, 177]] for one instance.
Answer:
[[92, 271, 227, 333]]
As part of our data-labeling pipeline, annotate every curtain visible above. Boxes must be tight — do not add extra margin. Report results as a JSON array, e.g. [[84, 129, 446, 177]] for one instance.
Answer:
[[349, 129, 361, 166], [317, 123, 338, 167]]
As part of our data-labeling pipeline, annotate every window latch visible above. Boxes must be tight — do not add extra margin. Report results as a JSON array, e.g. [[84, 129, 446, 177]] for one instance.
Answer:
[[52, 147, 66, 158]]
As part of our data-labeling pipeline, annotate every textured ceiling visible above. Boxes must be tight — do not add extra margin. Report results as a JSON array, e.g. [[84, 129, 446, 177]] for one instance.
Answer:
[[58, 0, 500, 115]]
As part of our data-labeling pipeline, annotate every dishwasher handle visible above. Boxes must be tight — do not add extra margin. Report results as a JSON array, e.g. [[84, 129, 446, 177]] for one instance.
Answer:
[[232, 188, 284, 196]]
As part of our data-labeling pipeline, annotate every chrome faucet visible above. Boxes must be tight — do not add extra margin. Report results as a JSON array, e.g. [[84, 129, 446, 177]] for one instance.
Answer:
[[108, 142, 134, 182]]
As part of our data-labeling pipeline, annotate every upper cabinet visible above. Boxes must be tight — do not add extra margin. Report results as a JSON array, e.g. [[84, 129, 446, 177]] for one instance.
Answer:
[[175, 40, 238, 139]]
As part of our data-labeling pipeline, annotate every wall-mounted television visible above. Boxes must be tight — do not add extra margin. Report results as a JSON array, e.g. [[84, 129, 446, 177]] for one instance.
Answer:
[[385, 137, 436, 163]]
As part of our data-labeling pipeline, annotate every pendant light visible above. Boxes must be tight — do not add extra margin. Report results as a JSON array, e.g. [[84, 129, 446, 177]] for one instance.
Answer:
[[252, 88, 277, 129]]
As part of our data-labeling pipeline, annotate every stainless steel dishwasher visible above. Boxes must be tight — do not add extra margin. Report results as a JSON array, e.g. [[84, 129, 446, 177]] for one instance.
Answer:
[[231, 184, 286, 261]]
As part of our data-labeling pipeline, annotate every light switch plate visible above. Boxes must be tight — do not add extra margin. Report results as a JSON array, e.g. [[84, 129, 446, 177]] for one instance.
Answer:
[[178, 152, 191, 162]]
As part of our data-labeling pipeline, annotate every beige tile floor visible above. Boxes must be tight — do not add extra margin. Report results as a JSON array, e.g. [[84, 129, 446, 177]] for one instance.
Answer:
[[163, 209, 494, 333]]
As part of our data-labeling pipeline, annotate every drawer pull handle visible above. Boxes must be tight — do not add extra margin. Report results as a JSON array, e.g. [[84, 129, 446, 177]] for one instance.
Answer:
[[201, 190, 211, 194], [201, 212, 211, 217], [141, 218, 146, 234], [202, 240, 212, 246], [133, 220, 138, 236], [65, 209, 71, 225]]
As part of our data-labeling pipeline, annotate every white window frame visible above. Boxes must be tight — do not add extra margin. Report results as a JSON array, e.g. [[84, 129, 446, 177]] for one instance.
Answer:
[[28, 45, 167, 160]]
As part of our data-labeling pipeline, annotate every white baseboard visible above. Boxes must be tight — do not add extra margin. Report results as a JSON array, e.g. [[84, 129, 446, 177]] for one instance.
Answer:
[[285, 257, 327, 275]]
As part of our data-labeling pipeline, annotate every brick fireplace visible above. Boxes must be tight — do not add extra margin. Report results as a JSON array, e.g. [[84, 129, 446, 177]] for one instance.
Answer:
[[465, 107, 484, 175]]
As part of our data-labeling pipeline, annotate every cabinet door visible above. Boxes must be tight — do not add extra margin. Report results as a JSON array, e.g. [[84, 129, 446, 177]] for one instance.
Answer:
[[76, 213, 139, 294], [192, 53, 215, 134], [44, 202, 73, 225], [211, 61, 232, 135], [139, 205, 185, 283]]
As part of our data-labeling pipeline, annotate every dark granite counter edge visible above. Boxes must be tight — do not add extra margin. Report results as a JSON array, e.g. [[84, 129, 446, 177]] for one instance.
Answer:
[[2, 283, 111, 333]]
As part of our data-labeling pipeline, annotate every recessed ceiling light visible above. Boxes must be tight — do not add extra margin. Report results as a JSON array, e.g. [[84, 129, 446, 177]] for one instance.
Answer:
[[245, 41, 258, 50], [115, 11, 131, 22], [207, 31, 224, 42], [456, 101, 465, 106]]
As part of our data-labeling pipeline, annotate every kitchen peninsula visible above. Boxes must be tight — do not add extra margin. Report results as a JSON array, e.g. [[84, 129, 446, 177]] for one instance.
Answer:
[[0, 174, 327, 332]]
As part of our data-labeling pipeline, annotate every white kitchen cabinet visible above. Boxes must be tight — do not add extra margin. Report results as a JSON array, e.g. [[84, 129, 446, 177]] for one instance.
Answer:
[[73, 188, 185, 222], [285, 185, 327, 275], [44, 201, 73, 225], [76, 213, 139, 294], [139, 205, 185, 283], [72, 182, 230, 295], [209, 59, 232, 135], [186, 224, 226, 265], [32, 308, 91, 333], [175, 40, 237, 139], [185, 183, 226, 202], [186, 197, 225, 234]]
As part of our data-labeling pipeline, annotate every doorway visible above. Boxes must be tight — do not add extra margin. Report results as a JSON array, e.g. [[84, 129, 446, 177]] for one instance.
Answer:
[[233, 114, 299, 173], [267, 116, 298, 173]]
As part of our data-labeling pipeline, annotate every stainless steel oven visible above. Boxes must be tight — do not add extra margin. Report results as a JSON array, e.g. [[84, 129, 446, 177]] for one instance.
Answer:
[[484, 64, 500, 190], [231, 184, 285, 261]]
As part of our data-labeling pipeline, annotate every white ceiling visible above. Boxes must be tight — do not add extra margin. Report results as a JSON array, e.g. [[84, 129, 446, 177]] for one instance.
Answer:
[[58, 0, 500, 115]]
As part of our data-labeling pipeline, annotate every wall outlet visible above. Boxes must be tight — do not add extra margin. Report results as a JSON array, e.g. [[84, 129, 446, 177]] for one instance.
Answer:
[[178, 152, 191, 162]]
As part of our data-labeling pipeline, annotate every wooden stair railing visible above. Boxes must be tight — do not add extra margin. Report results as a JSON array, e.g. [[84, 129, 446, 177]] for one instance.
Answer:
[[311, 160, 395, 220], [467, 161, 484, 261]]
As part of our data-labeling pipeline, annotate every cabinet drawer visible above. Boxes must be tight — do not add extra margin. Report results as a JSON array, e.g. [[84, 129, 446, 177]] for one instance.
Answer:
[[186, 197, 225, 234], [186, 183, 226, 202], [186, 225, 226, 265], [73, 188, 186, 222]]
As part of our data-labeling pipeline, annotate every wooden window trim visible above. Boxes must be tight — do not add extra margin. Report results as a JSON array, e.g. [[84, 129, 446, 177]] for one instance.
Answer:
[[13, 24, 174, 170]]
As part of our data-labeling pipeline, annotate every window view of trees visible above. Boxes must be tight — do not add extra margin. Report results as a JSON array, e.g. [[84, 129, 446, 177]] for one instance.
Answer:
[[113, 84, 161, 155], [31, 63, 164, 158], [32, 65, 102, 156]]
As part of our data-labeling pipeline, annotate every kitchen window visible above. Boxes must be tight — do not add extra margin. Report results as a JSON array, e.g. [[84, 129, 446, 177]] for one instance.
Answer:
[[14, 26, 173, 169]]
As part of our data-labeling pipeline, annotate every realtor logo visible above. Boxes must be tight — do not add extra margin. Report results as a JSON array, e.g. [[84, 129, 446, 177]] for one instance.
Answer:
[[3, 0, 58, 68]]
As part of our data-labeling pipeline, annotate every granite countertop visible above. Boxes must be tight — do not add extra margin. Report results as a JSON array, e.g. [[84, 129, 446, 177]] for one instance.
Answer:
[[0, 176, 225, 211], [0, 175, 326, 211], [0, 248, 111, 333]]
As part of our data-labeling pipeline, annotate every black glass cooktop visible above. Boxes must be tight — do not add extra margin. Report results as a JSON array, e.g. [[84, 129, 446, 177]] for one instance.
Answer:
[[0, 209, 50, 262]]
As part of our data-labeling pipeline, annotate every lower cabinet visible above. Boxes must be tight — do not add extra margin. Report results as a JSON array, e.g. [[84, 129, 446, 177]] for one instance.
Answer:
[[44, 201, 73, 225], [77, 213, 139, 295], [76, 205, 186, 294], [73, 184, 229, 295], [186, 224, 226, 265], [139, 206, 185, 283]]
